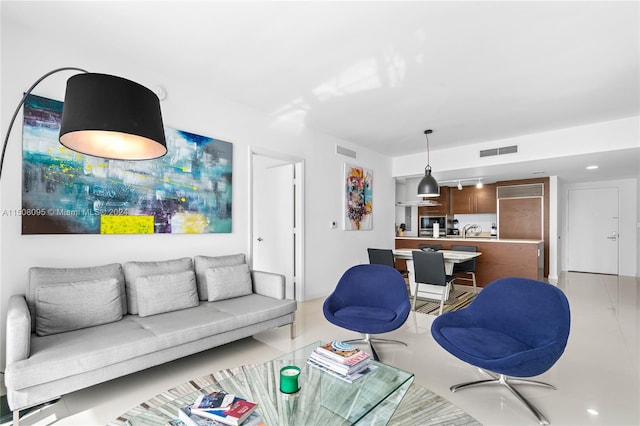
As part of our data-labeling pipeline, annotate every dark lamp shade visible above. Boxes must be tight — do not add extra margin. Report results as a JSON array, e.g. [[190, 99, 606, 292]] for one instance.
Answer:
[[417, 167, 440, 197], [59, 73, 167, 160]]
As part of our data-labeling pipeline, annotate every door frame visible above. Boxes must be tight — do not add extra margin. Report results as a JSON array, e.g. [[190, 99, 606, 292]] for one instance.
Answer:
[[248, 147, 305, 301]]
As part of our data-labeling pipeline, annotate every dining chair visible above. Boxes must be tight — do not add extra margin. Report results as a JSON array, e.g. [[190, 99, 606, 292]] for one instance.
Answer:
[[411, 250, 454, 315], [450, 245, 477, 293], [367, 248, 408, 276]]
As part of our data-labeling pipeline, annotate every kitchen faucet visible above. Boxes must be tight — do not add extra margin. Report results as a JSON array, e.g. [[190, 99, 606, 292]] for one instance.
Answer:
[[462, 224, 480, 239]]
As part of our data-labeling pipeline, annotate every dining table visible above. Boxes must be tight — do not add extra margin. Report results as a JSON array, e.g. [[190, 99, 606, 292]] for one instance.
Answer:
[[393, 248, 482, 297]]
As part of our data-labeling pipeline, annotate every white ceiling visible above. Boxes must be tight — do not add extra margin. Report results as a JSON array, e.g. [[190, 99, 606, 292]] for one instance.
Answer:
[[3, 1, 639, 183]]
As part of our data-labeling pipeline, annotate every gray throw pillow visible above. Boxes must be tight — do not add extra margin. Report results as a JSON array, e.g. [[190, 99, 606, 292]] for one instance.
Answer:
[[28, 263, 126, 330], [194, 254, 246, 300], [34, 278, 123, 336], [123, 257, 193, 314], [135, 270, 199, 317], [205, 263, 253, 301]]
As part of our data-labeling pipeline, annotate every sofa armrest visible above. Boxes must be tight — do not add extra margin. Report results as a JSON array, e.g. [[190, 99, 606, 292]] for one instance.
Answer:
[[6, 295, 31, 365], [251, 270, 286, 299]]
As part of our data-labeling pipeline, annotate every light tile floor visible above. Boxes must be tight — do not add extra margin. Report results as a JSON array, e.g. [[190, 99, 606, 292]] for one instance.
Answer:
[[7, 272, 639, 426]]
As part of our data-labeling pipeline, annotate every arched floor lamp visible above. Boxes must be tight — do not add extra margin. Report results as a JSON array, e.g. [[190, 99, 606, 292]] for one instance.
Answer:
[[0, 67, 167, 180]]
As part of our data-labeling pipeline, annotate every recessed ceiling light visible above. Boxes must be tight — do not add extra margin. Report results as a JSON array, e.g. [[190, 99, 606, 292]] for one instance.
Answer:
[[586, 165, 599, 170], [587, 408, 599, 416]]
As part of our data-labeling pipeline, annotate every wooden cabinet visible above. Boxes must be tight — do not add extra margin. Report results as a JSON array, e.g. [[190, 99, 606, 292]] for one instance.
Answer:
[[418, 187, 450, 215], [475, 184, 497, 213], [450, 184, 496, 214], [450, 186, 475, 214]]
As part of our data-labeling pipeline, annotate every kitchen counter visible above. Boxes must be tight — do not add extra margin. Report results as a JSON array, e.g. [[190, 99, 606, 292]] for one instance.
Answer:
[[396, 236, 543, 244], [395, 237, 544, 287]]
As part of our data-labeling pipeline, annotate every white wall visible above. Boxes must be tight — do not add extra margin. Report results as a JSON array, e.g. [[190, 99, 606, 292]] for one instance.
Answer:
[[0, 19, 395, 375], [392, 116, 640, 178]]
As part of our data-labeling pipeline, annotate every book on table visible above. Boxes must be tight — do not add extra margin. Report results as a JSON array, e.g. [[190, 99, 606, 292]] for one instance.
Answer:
[[192, 391, 236, 410], [178, 390, 259, 426], [307, 358, 378, 383], [308, 350, 371, 375], [190, 396, 258, 426], [315, 341, 371, 366], [178, 405, 262, 426], [178, 405, 226, 426]]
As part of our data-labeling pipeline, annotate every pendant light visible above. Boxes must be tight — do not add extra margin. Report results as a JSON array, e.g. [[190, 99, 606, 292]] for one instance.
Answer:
[[417, 129, 440, 197]]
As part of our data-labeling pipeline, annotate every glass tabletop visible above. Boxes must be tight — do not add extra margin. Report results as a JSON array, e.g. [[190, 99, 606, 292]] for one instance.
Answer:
[[125, 341, 414, 425]]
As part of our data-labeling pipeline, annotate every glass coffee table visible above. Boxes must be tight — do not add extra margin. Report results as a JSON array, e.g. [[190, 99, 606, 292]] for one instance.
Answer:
[[124, 341, 414, 425]]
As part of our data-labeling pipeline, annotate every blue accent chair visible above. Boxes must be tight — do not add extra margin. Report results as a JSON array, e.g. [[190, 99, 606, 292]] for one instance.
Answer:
[[323, 264, 411, 361], [431, 277, 571, 425]]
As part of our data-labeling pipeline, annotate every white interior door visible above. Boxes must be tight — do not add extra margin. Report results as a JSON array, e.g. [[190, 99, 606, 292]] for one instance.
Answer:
[[567, 187, 619, 274], [252, 155, 295, 298]]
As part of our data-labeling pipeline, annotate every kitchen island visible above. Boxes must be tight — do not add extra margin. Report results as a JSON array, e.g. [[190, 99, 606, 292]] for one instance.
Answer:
[[395, 237, 544, 287]]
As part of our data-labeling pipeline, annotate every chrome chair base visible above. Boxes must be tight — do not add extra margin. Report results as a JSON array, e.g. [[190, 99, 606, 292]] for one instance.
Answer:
[[344, 333, 407, 361], [450, 370, 555, 425]]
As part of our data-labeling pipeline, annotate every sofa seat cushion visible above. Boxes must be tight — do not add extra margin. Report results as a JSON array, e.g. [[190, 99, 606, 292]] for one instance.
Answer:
[[135, 294, 297, 344], [6, 294, 296, 391], [6, 316, 158, 390]]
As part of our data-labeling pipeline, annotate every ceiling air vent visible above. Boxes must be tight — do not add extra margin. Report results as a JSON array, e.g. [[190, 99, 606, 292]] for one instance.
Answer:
[[480, 145, 518, 157], [336, 145, 357, 159]]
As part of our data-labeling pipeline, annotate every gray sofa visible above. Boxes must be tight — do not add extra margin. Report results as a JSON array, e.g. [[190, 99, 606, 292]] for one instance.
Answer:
[[4, 253, 296, 423]]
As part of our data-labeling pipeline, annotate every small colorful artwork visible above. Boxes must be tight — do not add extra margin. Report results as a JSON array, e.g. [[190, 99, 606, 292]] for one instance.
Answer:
[[344, 163, 373, 230], [21, 94, 232, 234]]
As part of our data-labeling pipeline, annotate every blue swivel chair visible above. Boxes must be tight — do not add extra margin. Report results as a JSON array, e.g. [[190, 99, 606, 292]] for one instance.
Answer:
[[431, 277, 571, 425], [323, 264, 411, 361]]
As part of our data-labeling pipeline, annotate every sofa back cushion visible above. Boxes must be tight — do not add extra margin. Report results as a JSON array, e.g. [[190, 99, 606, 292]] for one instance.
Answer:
[[28, 263, 126, 330], [135, 270, 199, 317], [205, 263, 253, 301], [194, 254, 246, 300], [34, 278, 123, 336], [123, 257, 193, 314]]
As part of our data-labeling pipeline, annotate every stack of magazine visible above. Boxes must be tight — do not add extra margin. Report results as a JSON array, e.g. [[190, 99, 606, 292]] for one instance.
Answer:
[[172, 390, 261, 426], [307, 341, 375, 383]]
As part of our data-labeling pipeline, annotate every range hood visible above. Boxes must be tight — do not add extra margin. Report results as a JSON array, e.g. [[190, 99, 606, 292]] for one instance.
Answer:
[[396, 200, 441, 207]]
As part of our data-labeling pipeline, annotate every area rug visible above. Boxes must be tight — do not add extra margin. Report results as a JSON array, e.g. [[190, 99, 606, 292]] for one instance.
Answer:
[[109, 367, 480, 426], [414, 288, 477, 316]]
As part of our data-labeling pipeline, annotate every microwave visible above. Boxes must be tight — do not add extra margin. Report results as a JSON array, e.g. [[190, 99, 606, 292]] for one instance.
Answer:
[[419, 215, 451, 237]]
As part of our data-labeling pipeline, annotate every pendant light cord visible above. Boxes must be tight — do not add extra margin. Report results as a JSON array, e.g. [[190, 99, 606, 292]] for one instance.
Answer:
[[0, 67, 88, 180], [426, 132, 430, 166], [424, 129, 433, 172]]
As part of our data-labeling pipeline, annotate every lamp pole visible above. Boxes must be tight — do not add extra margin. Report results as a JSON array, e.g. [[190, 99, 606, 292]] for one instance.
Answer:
[[0, 67, 88, 180]]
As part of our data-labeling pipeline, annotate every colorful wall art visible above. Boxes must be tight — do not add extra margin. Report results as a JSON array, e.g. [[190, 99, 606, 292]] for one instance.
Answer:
[[344, 163, 373, 230], [21, 94, 232, 234]]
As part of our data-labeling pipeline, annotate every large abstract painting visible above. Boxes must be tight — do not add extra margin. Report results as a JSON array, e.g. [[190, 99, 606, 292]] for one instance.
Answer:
[[344, 163, 372, 230], [21, 94, 232, 234]]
